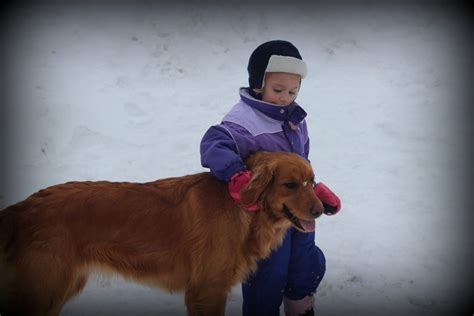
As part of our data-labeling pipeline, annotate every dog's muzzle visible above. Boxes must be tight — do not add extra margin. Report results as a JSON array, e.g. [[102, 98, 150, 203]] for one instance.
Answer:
[[283, 204, 316, 232]]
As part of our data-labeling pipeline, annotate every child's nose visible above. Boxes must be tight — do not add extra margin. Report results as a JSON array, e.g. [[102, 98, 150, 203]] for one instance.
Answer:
[[279, 93, 292, 104]]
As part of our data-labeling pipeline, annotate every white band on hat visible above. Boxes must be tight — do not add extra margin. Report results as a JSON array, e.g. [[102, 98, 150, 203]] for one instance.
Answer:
[[265, 55, 307, 78]]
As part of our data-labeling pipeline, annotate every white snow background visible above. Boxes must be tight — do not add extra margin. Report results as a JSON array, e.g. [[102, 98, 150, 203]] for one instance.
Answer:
[[1, 1, 472, 315]]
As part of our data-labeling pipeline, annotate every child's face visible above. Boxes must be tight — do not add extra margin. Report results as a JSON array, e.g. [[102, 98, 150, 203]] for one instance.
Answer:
[[261, 72, 301, 106]]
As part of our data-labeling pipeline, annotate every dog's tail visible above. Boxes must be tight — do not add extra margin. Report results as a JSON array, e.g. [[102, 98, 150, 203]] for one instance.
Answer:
[[0, 205, 16, 315], [0, 204, 19, 254]]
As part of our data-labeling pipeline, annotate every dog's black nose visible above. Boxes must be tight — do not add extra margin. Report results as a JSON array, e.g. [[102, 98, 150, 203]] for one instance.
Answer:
[[310, 205, 322, 218]]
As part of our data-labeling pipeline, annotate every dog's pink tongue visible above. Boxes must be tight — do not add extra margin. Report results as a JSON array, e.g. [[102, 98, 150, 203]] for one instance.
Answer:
[[300, 219, 316, 232]]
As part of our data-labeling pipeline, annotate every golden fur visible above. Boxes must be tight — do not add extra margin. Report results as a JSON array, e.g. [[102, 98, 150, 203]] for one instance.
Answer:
[[0, 151, 323, 316]]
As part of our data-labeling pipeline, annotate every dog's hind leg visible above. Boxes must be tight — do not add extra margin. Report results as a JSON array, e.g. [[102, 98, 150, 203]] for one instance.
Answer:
[[185, 285, 228, 316], [1, 252, 87, 316]]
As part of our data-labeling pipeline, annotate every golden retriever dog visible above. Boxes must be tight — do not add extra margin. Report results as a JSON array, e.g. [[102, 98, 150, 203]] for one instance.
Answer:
[[0, 151, 324, 316]]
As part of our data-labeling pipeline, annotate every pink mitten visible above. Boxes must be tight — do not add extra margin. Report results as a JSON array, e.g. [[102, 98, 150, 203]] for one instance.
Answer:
[[314, 182, 341, 215], [228, 171, 259, 211]]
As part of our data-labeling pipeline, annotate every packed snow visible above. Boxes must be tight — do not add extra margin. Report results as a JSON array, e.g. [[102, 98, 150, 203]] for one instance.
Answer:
[[2, 2, 472, 315]]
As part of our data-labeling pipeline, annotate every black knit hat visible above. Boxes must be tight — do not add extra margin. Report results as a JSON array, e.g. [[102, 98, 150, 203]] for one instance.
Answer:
[[247, 40, 307, 93]]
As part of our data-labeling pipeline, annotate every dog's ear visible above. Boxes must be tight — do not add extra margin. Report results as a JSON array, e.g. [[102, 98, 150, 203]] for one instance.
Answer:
[[240, 159, 276, 206]]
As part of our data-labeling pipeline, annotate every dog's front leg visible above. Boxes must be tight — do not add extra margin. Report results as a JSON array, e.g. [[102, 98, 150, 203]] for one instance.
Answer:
[[184, 285, 228, 316]]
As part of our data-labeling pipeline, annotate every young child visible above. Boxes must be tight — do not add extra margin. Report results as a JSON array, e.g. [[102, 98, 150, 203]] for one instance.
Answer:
[[200, 40, 341, 316]]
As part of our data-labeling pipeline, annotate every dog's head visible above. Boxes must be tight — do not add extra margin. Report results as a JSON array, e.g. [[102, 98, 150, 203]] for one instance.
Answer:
[[241, 151, 324, 233]]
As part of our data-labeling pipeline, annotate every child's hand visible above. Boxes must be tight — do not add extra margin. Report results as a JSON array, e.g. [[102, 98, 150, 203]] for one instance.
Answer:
[[228, 170, 259, 211], [314, 182, 341, 215]]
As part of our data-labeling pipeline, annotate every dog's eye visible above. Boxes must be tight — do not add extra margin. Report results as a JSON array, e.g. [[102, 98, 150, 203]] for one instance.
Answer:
[[284, 182, 298, 189]]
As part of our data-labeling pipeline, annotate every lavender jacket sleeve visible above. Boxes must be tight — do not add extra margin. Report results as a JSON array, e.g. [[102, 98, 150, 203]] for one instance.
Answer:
[[200, 124, 246, 182]]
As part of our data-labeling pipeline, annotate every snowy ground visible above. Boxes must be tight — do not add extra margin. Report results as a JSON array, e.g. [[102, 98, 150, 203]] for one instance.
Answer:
[[1, 1, 472, 315]]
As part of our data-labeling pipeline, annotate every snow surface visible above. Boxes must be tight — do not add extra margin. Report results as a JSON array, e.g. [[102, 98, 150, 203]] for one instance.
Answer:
[[1, 2, 472, 315]]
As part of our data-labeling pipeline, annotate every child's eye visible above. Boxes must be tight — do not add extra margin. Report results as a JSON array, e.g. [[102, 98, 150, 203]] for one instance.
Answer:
[[289, 91, 296, 95], [284, 182, 298, 189], [273, 89, 283, 93]]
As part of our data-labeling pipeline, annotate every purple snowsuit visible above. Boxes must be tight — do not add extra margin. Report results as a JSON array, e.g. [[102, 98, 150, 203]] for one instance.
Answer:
[[200, 88, 326, 315]]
